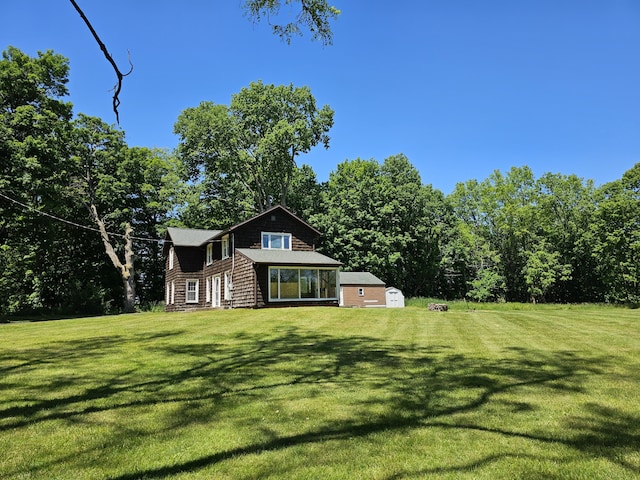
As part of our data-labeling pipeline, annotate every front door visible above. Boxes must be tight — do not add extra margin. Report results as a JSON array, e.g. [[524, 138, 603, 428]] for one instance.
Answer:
[[212, 275, 221, 308]]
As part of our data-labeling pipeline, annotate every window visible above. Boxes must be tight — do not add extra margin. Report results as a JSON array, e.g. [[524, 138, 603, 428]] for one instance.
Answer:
[[262, 232, 291, 250], [206, 244, 213, 265], [186, 279, 199, 303], [171, 281, 175, 304], [221, 235, 230, 259], [269, 267, 338, 301], [169, 247, 174, 270], [224, 271, 232, 300], [166, 283, 170, 305], [206, 277, 211, 303], [358, 287, 365, 297]]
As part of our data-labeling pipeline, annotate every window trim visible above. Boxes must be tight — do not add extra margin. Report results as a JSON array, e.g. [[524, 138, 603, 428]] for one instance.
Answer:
[[206, 243, 213, 265], [268, 267, 338, 302], [169, 247, 174, 270], [358, 287, 365, 297], [221, 235, 230, 259], [186, 279, 199, 304], [262, 232, 292, 250]]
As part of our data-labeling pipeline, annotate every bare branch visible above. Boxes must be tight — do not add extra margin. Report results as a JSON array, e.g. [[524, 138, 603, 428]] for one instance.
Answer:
[[69, 0, 133, 123]]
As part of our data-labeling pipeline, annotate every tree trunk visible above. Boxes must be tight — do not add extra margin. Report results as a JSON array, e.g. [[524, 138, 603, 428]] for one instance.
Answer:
[[90, 205, 136, 313]]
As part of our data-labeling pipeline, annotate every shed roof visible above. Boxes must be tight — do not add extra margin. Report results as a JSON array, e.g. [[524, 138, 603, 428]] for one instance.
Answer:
[[237, 248, 342, 266], [165, 227, 222, 248], [339, 272, 385, 286]]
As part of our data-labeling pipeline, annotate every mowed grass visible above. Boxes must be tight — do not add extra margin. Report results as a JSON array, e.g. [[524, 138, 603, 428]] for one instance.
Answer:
[[1, 306, 639, 479]]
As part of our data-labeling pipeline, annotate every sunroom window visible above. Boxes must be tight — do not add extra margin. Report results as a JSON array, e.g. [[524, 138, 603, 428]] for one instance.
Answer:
[[269, 267, 337, 301], [262, 232, 291, 250]]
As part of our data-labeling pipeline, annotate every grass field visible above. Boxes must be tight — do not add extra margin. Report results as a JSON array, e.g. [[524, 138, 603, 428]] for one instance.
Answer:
[[1, 305, 639, 479]]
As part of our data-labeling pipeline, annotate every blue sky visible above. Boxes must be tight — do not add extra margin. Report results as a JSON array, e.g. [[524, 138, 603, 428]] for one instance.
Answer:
[[3, 1, 640, 194]]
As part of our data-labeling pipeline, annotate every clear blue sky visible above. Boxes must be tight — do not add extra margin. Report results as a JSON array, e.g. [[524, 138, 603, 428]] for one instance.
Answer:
[[3, 1, 640, 194]]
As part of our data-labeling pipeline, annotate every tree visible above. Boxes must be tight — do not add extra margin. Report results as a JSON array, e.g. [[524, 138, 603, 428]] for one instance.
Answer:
[[591, 163, 640, 304], [312, 155, 446, 297], [0, 46, 74, 314], [174, 81, 334, 213], [70, 115, 181, 312], [244, 0, 341, 45]]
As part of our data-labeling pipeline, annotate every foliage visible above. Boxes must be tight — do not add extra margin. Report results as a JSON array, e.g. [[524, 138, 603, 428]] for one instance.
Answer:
[[1, 307, 639, 478], [244, 0, 341, 45], [312, 154, 446, 297], [174, 81, 333, 213]]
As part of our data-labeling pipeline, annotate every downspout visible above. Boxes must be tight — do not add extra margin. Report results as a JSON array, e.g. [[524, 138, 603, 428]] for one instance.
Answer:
[[253, 262, 258, 308], [230, 233, 235, 309]]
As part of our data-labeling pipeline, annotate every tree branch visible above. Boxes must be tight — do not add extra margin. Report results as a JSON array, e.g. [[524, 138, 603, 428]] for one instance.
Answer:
[[69, 0, 133, 123]]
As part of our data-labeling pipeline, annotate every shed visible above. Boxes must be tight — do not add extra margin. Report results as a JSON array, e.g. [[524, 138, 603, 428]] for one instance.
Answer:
[[385, 287, 405, 308], [339, 272, 386, 307]]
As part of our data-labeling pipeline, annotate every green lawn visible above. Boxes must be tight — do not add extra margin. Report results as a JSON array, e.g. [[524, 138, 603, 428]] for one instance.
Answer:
[[1, 306, 639, 479]]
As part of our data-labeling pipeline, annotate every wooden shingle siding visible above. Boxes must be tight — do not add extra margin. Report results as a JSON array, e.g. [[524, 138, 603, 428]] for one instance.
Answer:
[[233, 211, 316, 251], [230, 253, 257, 308], [341, 285, 387, 307], [165, 247, 205, 312]]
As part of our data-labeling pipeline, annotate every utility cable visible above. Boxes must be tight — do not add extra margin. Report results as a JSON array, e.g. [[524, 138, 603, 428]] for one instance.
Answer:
[[0, 190, 164, 243]]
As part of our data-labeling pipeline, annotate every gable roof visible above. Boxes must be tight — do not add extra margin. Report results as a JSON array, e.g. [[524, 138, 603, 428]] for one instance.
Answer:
[[212, 205, 322, 239], [237, 248, 341, 266], [165, 227, 221, 249], [339, 272, 385, 286]]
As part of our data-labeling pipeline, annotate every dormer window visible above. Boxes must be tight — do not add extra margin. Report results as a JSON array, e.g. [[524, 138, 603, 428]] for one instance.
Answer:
[[206, 243, 213, 265], [221, 235, 230, 259], [262, 232, 291, 250]]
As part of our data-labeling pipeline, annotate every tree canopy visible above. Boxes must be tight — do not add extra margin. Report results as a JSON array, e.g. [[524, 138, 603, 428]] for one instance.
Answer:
[[174, 81, 333, 213]]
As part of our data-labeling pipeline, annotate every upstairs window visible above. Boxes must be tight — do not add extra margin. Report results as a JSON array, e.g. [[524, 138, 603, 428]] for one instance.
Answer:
[[206, 244, 213, 265], [262, 232, 291, 250], [221, 235, 230, 259], [169, 247, 174, 270]]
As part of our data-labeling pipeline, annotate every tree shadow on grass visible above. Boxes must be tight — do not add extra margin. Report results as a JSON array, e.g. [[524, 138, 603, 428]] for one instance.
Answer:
[[1, 325, 637, 478]]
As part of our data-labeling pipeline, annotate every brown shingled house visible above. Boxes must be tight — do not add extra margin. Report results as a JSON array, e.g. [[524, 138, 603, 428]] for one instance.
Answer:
[[163, 205, 341, 311]]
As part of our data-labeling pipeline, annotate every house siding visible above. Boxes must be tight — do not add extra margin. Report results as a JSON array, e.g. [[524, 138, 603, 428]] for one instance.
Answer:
[[165, 246, 205, 312], [233, 211, 317, 251], [164, 205, 339, 311], [341, 285, 387, 308]]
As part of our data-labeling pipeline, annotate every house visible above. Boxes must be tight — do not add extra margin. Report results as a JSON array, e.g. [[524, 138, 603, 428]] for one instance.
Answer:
[[339, 272, 386, 307], [164, 205, 342, 310]]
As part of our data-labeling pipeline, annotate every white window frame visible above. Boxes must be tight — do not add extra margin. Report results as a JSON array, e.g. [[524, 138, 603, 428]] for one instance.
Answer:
[[268, 267, 338, 301], [212, 275, 221, 307], [205, 277, 211, 303], [171, 281, 175, 304], [262, 232, 292, 250], [186, 279, 199, 304], [224, 271, 232, 300], [169, 247, 174, 270], [166, 282, 170, 305], [358, 287, 365, 297], [206, 243, 213, 265], [221, 235, 230, 259]]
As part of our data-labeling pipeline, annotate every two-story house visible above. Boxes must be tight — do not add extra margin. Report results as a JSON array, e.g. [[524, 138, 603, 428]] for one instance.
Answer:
[[163, 205, 342, 310]]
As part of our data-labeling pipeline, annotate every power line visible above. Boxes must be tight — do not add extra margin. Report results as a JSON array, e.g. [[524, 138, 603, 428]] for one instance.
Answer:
[[0, 190, 164, 244]]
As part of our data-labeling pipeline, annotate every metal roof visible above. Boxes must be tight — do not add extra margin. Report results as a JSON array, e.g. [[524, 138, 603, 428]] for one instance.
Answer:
[[237, 248, 342, 266], [165, 227, 222, 247], [339, 272, 385, 286]]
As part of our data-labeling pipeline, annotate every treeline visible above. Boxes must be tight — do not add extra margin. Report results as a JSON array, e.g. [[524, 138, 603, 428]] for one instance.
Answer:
[[1, 47, 638, 315]]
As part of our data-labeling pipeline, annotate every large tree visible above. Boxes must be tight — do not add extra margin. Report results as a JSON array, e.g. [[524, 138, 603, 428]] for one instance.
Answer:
[[174, 81, 334, 214], [70, 115, 180, 312], [0, 46, 74, 314], [312, 155, 446, 297]]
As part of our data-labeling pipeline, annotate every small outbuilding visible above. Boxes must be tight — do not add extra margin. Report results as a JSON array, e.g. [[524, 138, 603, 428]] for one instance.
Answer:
[[339, 272, 386, 307], [385, 287, 405, 308]]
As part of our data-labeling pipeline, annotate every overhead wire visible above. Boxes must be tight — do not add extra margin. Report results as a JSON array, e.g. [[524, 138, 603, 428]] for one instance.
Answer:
[[0, 190, 165, 244]]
